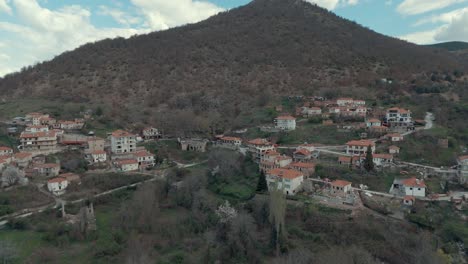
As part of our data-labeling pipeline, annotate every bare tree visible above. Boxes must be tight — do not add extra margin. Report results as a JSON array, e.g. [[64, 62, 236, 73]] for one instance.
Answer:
[[1, 167, 25, 188], [269, 188, 287, 257]]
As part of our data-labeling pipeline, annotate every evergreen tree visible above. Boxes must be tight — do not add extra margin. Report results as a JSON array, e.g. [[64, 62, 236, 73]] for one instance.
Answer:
[[363, 144, 374, 172], [443, 180, 449, 193], [256, 170, 268, 192]]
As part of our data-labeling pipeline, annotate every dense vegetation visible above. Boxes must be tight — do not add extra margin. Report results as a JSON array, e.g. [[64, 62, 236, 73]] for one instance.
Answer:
[[427, 41, 468, 52]]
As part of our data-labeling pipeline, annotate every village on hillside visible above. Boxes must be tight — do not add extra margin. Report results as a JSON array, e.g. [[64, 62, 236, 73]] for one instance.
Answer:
[[0, 96, 466, 215], [0, 95, 466, 262]]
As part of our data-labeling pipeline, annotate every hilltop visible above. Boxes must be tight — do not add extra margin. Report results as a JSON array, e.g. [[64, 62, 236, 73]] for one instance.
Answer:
[[427, 41, 468, 51], [0, 0, 465, 134]]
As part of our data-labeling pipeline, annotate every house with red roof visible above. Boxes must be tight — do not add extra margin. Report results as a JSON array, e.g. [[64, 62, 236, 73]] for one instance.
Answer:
[[266, 168, 304, 195], [114, 159, 139, 172], [366, 118, 382, 128], [293, 148, 312, 162], [33, 163, 60, 177], [133, 150, 155, 168], [0, 146, 13, 156], [387, 133, 404, 142], [111, 130, 137, 154], [389, 145, 400, 154], [403, 195, 416, 206], [19, 131, 58, 152], [217, 136, 242, 148], [402, 177, 426, 197], [345, 140, 376, 155], [274, 115, 296, 131], [330, 180, 352, 197], [247, 138, 276, 163], [288, 162, 316, 178], [90, 150, 107, 163], [13, 152, 33, 168], [386, 107, 414, 132], [47, 177, 68, 196]]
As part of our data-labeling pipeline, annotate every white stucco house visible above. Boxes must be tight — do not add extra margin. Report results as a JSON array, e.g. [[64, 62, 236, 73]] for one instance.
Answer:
[[346, 140, 376, 155], [266, 168, 304, 195], [110, 130, 137, 154], [274, 115, 296, 131], [47, 177, 68, 196], [402, 177, 426, 197]]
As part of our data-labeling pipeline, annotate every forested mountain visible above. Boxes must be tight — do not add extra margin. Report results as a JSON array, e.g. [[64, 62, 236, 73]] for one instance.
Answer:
[[0, 0, 465, 133], [427, 41, 468, 51]]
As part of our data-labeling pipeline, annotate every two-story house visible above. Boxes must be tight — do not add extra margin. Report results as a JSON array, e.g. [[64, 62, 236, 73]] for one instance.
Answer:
[[111, 130, 137, 154], [345, 140, 376, 155], [274, 115, 296, 131], [266, 168, 304, 195]]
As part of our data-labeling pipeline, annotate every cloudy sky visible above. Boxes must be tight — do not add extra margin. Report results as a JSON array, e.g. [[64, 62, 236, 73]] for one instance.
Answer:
[[0, 0, 467, 77]]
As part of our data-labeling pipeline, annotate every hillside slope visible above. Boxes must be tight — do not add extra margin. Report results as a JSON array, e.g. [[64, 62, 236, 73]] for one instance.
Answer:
[[0, 0, 464, 132], [427, 41, 468, 51]]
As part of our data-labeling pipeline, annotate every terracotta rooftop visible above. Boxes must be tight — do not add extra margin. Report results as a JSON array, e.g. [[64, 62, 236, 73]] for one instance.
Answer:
[[134, 150, 153, 157], [373, 154, 393, 159], [389, 145, 400, 150], [331, 180, 352, 187], [367, 118, 381, 123], [20, 131, 56, 138], [346, 140, 375, 147], [14, 152, 32, 159], [268, 168, 303, 180], [247, 138, 271, 146], [115, 159, 138, 165], [111, 130, 135, 138], [47, 177, 67, 184], [220, 136, 242, 141], [294, 149, 311, 156], [0, 146, 12, 151], [402, 177, 426, 188], [403, 195, 416, 202], [387, 107, 410, 114], [276, 115, 296, 121], [338, 156, 352, 163], [92, 150, 106, 155], [458, 155, 468, 161]]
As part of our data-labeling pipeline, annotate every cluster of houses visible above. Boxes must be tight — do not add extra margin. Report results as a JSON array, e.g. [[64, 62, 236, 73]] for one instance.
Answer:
[[3, 112, 159, 196]]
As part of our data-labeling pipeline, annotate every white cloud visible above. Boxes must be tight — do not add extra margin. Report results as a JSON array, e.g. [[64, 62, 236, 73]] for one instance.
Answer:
[[98, 5, 142, 26], [397, 0, 468, 15], [130, 0, 224, 30], [400, 8, 468, 44], [305, 0, 359, 10], [414, 7, 468, 26], [0, 0, 11, 14], [0, 0, 150, 77]]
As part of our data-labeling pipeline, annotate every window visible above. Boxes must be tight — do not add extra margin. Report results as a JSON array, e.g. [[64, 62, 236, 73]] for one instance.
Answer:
[[410, 187, 413, 190], [418, 188, 421, 191]]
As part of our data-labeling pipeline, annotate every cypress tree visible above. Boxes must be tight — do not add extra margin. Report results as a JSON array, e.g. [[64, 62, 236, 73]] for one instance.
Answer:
[[256, 170, 268, 192], [364, 144, 374, 172]]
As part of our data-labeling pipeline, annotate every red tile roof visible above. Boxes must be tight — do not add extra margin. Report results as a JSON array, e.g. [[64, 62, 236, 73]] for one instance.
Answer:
[[115, 159, 138, 165], [387, 107, 410, 114], [47, 177, 67, 184], [367, 118, 381, 123], [331, 180, 352, 187], [268, 168, 303, 180], [402, 177, 426, 188], [389, 145, 400, 150], [0, 147, 12, 151], [346, 140, 375, 147], [111, 130, 135, 138], [14, 152, 32, 159], [20, 131, 56, 138], [247, 138, 271, 146], [294, 149, 311, 156], [134, 150, 153, 157], [220, 136, 242, 142], [458, 155, 468, 161], [403, 195, 416, 202], [338, 156, 351, 163], [276, 115, 296, 120], [373, 154, 393, 159], [92, 150, 106, 155]]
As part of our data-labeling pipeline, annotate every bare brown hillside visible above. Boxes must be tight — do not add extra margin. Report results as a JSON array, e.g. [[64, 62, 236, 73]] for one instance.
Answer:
[[0, 0, 464, 133]]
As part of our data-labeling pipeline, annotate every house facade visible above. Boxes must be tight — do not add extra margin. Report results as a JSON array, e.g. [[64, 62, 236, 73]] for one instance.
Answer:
[[330, 180, 352, 197], [142, 127, 162, 140], [288, 162, 315, 178], [274, 115, 296, 131], [402, 178, 426, 197], [47, 177, 68, 196], [115, 159, 139, 172], [90, 150, 107, 163], [34, 163, 60, 177], [134, 150, 155, 168], [345, 140, 376, 155], [366, 118, 381, 128], [0, 146, 13, 156], [386, 108, 414, 131], [266, 168, 304, 195], [389, 145, 400, 154], [20, 131, 58, 152], [247, 138, 276, 163], [111, 130, 137, 154]]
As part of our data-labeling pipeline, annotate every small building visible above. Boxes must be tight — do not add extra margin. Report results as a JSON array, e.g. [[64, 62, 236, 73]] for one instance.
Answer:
[[86, 137, 105, 153], [260, 154, 292, 171], [111, 130, 137, 154], [0, 146, 13, 156], [13, 152, 33, 168], [25, 125, 49, 133], [114, 159, 139, 172], [366, 118, 381, 128], [247, 138, 276, 163], [266, 168, 304, 195], [402, 177, 426, 197], [58, 119, 85, 130], [90, 150, 107, 163], [178, 138, 208, 152], [387, 133, 404, 142], [370, 126, 389, 134], [274, 115, 296, 131], [217, 136, 242, 148], [47, 177, 68, 196], [330, 180, 352, 197], [336, 98, 354, 106], [134, 150, 155, 168], [389, 145, 400, 154], [403, 195, 416, 206], [142, 127, 162, 140], [369, 153, 394, 167], [34, 163, 60, 177], [345, 140, 376, 155], [386, 107, 414, 131], [293, 149, 312, 162], [19, 131, 58, 152], [288, 162, 315, 178], [60, 173, 81, 184]]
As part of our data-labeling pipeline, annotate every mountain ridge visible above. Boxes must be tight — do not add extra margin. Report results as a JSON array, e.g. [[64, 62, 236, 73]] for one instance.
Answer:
[[0, 0, 464, 133]]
